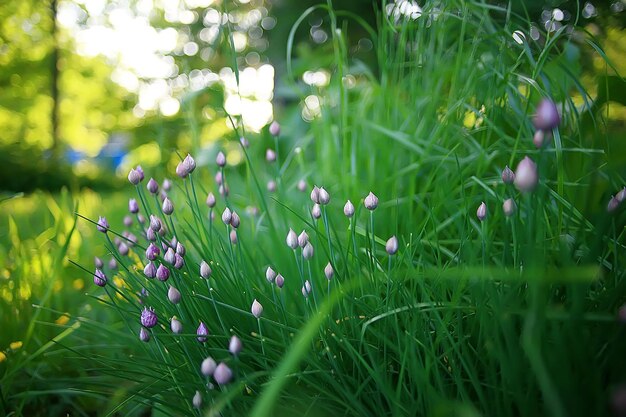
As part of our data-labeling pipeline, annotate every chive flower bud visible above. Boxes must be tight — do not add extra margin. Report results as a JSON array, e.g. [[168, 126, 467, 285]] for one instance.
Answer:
[[128, 198, 139, 214], [502, 198, 517, 217], [533, 129, 552, 148], [162, 179, 172, 191], [364, 192, 378, 210], [118, 242, 129, 256], [147, 178, 159, 194], [97, 216, 109, 233], [123, 215, 133, 227], [164, 247, 175, 264], [206, 192, 216, 208], [171, 317, 183, 334], [215, 171, 223, 185], [501, 166, 515, 184], [175, 160, 189, 178], [200, 261, 211, 278], [219, 184, 229, 197], [168, 286, 181, 304], [616, 187, 626, 203], [216, 151, 226, 167], [108, 258, 117, 270], [174, 253, 184, 269], [137, 214, 145, 224], [140, 307, 157, 328], [175, 242, 185, 256], [222, 207, 232, 225], [229, 335, 243, 356], [476, 202, 487, 221], [286, 228, 298, 249], [269, 120, 280, 136], [197, 321, 209, 342], [139, 327, 150, 342], [311, 204, 322, 219], [93, 269, 107, 287], [310, 186, 320, 203], [324, 262, 334, 280], [298, 230, 309, 248], [149, 215, 161, 232], [266, 149, 276, 162], [276, 274, 285, 288], [318, 187, 330, 205], [183, 154, 196, 173], [156, 264, 170, 282], [213, 363, 233, 385], [386, 236, 399, 255], [533, 98, 560, 131], [514, 156, 538, 192], [146, 227, 156, 241], [128, 168, 142, 185], [267, 180, 276, 192], [95, 256, 104, 269], [162, 198, 174, 215], [608, 196, 620, 213], [302, 281, 311, 298], [266, 266, 277, 283], [230, 211, 240, 228], [146, 243, 160, 260], [251, 299, 263, 318], [144, 261, 157, 278], [297, 179, 307, 192], [240, 136, 249, 148], [135, 165, 145, 181], [344, 200, 355, 217], [192, 391, 202, 409], [229, 230, 238, 245], [303, 242, 314, 259], [201, 357, 217, 376]]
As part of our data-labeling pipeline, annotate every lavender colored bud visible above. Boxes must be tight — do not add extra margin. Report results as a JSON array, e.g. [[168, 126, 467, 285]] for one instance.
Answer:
[[230, 211, 240, 228], [114, 237, 121, 247], [162, 179, 172, 191], [139, 327, 150, 342], [108, 258, 118, 270], [146, 243, 160, 261], [305, 280, 311, 293], [229, 335, 243, 356], [275, 274, 285, 288], [616, 187, 626, 203], [251, 299, 263, 318], [141, 307, 158, 328], [206, 192, 216, 208], [310, 186, 320, 203], [303, 242, 314, 260], [240, 136, 249, 148], [209, 210, 216, 222], [149, 215, 161, 232], [266, 149, 276, 162], [501, 166, 515, 184], [476, 202, 487, 221], [162, 198, 174, 215], [97, 216, 109, 233], [174, 253, 184, 269], [175, 160, 189, 178], [533, 98, 560, 131], [128, 199, 139, 214], [266, 266, 277, 283], [192, 391, 202, 409], [364, 192, 379, 210], [93, 269, 107, 287], [302, 284, 310, 298], [200, 261, 211, 278], [137, 214, 145, 224], [197, 321, 209, 342], [176, 242, 185, 256], [219, 184, 229, 197], [123, 215, 133, 227], [222, 207, 232, 225], [159, 190, 168, 203], [201, 357, 217, 376], [229, 230, 238, 244], [286, 228, 298, 249], [386, 236, 399, 255], [156, 264, 170, 282], [514, 156, 538, 193], [216, 151, 226, 167], [183, 154, 196, 173], [146, 227, 156, 241], [269, 121, 280, 136], [213, 363, 233, 385], [267, 180, 277, 193], [608, 196, 620, 213], [215, 171, 223, 185], [144, 262, 157, 278], [298, 230, 309, 248], [324, 262, 334, 280], [618, 304, 626, 323], [168, 286, 181, 304], [532, 129, 552, 148], [147, 178, 159, 194], [311, 204, 322, 219], [94, 257, 104, 269], [344, 200, 355, 217], [164, 247, 175, 264], [118, 242, 129, 256], [297, 179, 307, 192], [135, 165, 145, 181], [171, 317, 183, 334], [502, 198, 517, 217], [128, 168, 142, 185], [318, 187, 330, 205]]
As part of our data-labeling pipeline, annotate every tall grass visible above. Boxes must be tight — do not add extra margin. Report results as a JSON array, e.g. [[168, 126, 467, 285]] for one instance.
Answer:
[[32, 1, 626, 417]]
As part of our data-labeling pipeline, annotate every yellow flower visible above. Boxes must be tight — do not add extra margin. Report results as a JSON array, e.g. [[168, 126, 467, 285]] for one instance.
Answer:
[[73, 279, 84, 291], [55, 314, 70, 325], [0, 351, 6, 362], [9, 341, 23, 350]]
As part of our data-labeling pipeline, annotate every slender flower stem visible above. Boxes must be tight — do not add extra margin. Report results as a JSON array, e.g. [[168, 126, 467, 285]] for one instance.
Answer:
[[369, 211, 376, 278], [258, 318, 267, 366], [322, 207, 335, 265]]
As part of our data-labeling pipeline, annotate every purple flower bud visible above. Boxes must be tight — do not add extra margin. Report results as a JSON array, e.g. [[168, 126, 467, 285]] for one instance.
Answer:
[[386, 236, 399, 255], [286, 228, 298, 249], [303, 242, 314, 260], [617, 187, 626, 203], [269, 121, 280, 136], [201, 357, 217, 376], [216, 151, 226, 167], [200, 261, 211, 278], [514, 157, 538, 193], [175, 242, 185, 256], [156, 264, 170, 282], [168, 286, 181, 304], [266, 149, 276, 163], [141, 307, 158, 328], [608, 196, 620, 213], [146, 227, 156, 241], [364, 192, 378, 210], [266, 266, 276, 283], [222, 207, 232, 225], [175, 160, 190, 178], [149, 215, 162, 232], [213, 362, 233, 385], [324, 262, 334, 280], [192, 391, 202, 409], [97, 216, 109, 233], [533, 98, 560, 131], [93, 269, 107, 287], [251, 299, 263, 318], [135, 165, 145, 181], [298, 230, 309, 248], [197, 321, 209, 342], [108, 258, 118, 270], [137, 214, 145, 224], [297, 179, 307, 192], [174, 253, 184, 269], [164, 247, 175, 264], [533, 129, 552, 148], [146, 243, 160, 261], [128, 198, 139, 214], [118, 242, 129, 256], [267, 180, 277, 193], [310, 186, 320, 203], [501, 166, 515, 184], [502, 198, 517, 217], [276, 274, 285, 288], [206, 192, 216, 208], [144, 261, 157, 278], [229, 230, 238, 244], [171, 317, 183, 334], [476, 202, 487, 221], [162, 178, 172, 191], [123, 215, 133, 227], [343, 200, 355, 217], [215, 170, 223, 185], [162, 198, 174, 215], [229, 335, 243, 356], [139, 327, 150, 342], [230, 211, 240, 228], [147, 178, 159, 194], [240, 136, 249, 147], [94, 256, 104, 269], [311, 204, 321, 219], [318, 187, 330, 205], [183, 154, 196, 173], [219, 184, 229, 197], [128, 168, 142, 185]]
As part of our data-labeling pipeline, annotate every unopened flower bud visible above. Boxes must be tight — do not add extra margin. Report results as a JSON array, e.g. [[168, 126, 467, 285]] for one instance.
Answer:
[[108, 258, 117, 270], [175, 242, 185, 256], [128, 169, 141, 185], [174, 253, 184, 269], [343, 200, 355, 217], [269, 121, 280, 136], [197, 322, 209, 342], [201, 357, 217, 376], [267, 180, 276, 192], [298, 230, 309, 248], [206, 192, 216, 208], [275, 274, 285, 288], [230, 211, 240, 228], [135, 165, 145, 181], [183, 154, 196, 173], [502, 198, 517, 217], [476, 202, 487, 221], [310, 186, 320, 203], [386, 236, 399, 255], [146, 227, 156, 241], [229, 335, 243, 356], [200, 261, 211, 278], [303, 242, 314, 259], [171, 317, 183, 334], [222, 207, 232, 225], [139, 327, 150, 342], [123, 215, 133, 227], [533, 129, 552, 148], [608, 196, 620, 213], [266, 266, 277, 283], [297, 179, 307, 192], [286, 228, 298, 249], [324, 262, 334, 280], [364, 192, 378, 210], [156, 264, 170, 282], [266, 149, 276, 162], [229, 230, 238, 244], [137, 214, 145, 224], [94, 269, 107, 287], [514, 156, 538, 192], [533, 98, 560, 131], [162, 179, 172, 191], [146, 243, 160, 260], [147, 178, 159, 194], [311, 204, 322, 219], [251, 299, 263, 318], [216, 151, 226, 167], [501, 166, 515, 184], [192, 391, 202, 409], [215, 171, 223, 185], [176, 160, 189, 178], [149, 215, 161, 232], [168, 286, 181, 304], [118, 242, 129, 256], [97, 216, 109, 233], [164, 247, 175, 264], [94, 256, 104, 269], [128, 199, 139, 214], [162, 198, 174, 215], [213, 362, 233, 385], [617, 187, 626, 203], [318, 187, 330, 205], [140, 307, 157, 328], [144, 261, 157, 278], [219, 184, 229, 197]]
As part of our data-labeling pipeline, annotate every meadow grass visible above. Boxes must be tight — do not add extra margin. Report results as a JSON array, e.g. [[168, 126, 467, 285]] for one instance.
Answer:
[[3, 1, 626, 416]]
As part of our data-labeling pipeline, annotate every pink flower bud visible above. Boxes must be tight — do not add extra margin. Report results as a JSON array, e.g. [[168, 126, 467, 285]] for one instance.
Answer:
[[162, 198, 174, 215], [201, 357, 217, 376], [230, 211, 240, 228], [197, 321, 209, 342], [128, 198, 139, 213], [267, 180, 277, 193], [502, 198, 516, 217], [139, 327, 150, 342], [156, 264, 170, 282], [215, 171, 223, 185], [222, 207, 232, 225], [183, 154, 196, 173], [128, 169, 141, 185], [617, 187, 626, 203], [213, 362, 233, 385], [171, 317, 183, 334], [364, 192, 378, 210], [514, 156, 538, 192], [240, 136, 249, 148], [298, 230, 309, 248], [297, 179, 307, 192], [311, 204, 322, 219], [162, 179, 172, 191], [344, 200, 355, 217], [269, 120, 280, 136], [302, 242, 314, 259], [476, 202, 487, 221], [164, 247, 175, 264], [275, 274, 285, 288], [144, 262, 157, 278], [175, 242, 185, 256], [168, 286, 181, 304], [149, 215, 162, 232], [533, 129, 552, 148], [192, 391, 202, 409], [386, 236, 399, 255], [229, 230, 238, 244], [229, 335, 243, 356], [95, 256, 104, 269], [266, 266, 276, 283], [123, 215, 133, 227], [324, 262, 334, 280], [93, 269, 107, 287], [266, 149, 276, 162], [200, 261, 211, 278], [501, 166, 515, 184], [97, 216, 109, 233], [118, 242, 129, 256], [147, 178, 159, 194], [216, 151, 226, 167], [318, 187, 330, 205], [608, 196, 620, 213], [219, 184, 229, 197], [310, 186, 320, 203], [286, 228, 298, 249], [206, 192, 216, 208], [533, 98, 560, 131]]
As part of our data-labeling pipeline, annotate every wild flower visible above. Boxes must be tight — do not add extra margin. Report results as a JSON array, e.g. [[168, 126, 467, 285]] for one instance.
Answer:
[[200, 261, 211, 278], [229, 335, 243, 356], [298, 230, 309, 248], [168, 286, 181, 304], [269, 120, 280, 136], [216, 151, 226, 167], [139, 327, 150, 342], [206, 192, 216, 208], [149, 215, 162, 232], [318, 187, 330, 205], [386, 236, 399, 255], [311, 204, 322, 219], [533, 98, 560, 131], [147, 178, 159, 194], [164, 247, 175, 264], [128, 168, 142, 185], [213, 363, 233, 385], [514, 157, 538, 192], [251, 299, 263, 318], [201, 357, 217, 376], [266, 149, 277, 162], [501, 166, 515, 184], [162, 198, 174, 215], [266, 267, 277, 283], [364, 192, 378, 210], [344, 200, 355, 217], [303, 242, 314, 259], [162, 179, 172, 191], [170, 317, 183, 334], [324, 262, 334, 280], [275, 274, 285, 288], [196, 322, 209, 342], [93, 269, 107, 287], [97, 216, 109, 233], [476, 202, 487, 221], [156, 264, 170, 282], [502, 198, 517, 217], [286, 228, 298, 249], [310, 186, 320, 203], [222, 208, 232, 225], [230, 211, 241, 228], [144, 262, 157, 278], [129, 198, 139, 213], [140, 308, 157, 328], [146, 243, 160, 260]]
